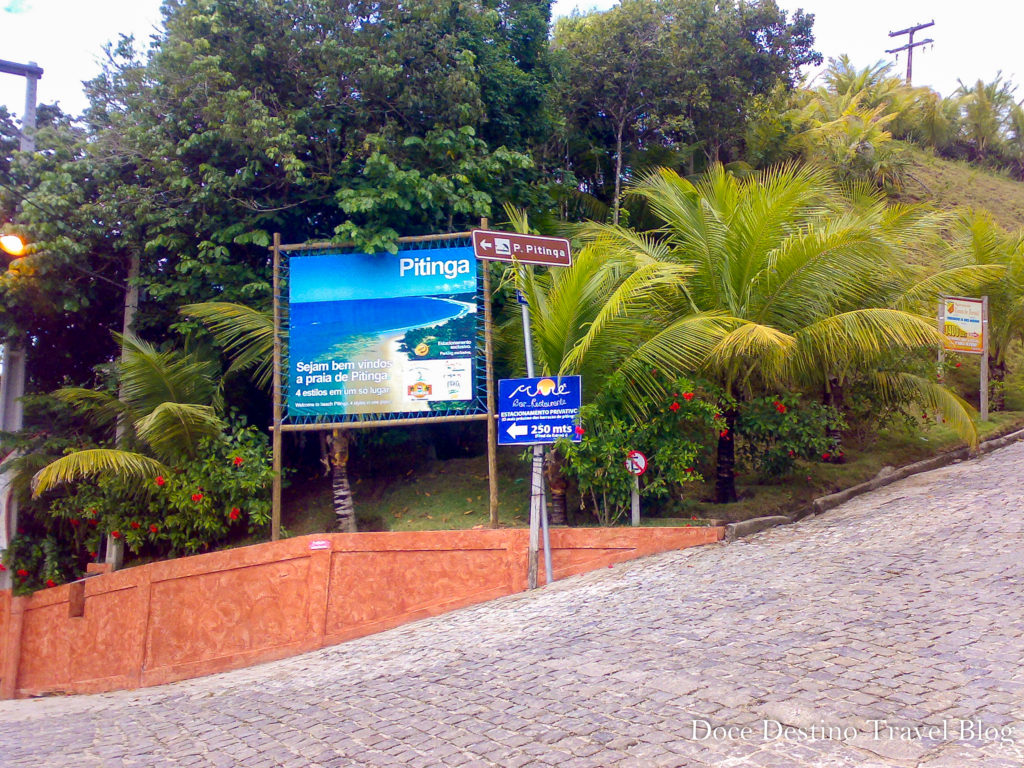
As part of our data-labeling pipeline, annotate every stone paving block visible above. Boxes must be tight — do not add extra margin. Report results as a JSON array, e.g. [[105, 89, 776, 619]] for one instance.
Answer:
[[4, 441, 1024, 767]]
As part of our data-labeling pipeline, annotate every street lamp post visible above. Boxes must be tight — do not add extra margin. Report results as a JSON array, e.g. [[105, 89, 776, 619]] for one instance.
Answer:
[[0, 59, 42, 591]]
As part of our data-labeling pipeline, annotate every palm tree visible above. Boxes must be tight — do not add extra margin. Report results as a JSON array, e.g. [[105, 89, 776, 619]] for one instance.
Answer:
[[955, 75, 1018, 160], [32, 335, 223, 495], [181, 301, 358, 532], [578, 164, 977, 503], [505, 217, 691, 521]]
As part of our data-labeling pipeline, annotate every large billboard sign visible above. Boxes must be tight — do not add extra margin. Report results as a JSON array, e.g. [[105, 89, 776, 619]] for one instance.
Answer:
[[287, 245, 479, 418], [940, 297, 985, 354]]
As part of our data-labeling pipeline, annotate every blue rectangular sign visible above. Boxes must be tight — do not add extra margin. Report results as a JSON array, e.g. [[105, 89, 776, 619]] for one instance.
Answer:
[[288, 245, 479, 418], [498, 376, 582, 445]]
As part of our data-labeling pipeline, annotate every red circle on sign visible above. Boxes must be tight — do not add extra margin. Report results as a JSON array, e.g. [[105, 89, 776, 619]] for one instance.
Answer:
[[625, 450, 648, 476]]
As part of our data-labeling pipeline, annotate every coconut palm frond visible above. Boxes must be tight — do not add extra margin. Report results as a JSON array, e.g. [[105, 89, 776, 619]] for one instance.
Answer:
[[561, 259, 696, 374], [708, 322, 796, 388], [615, 312, 739, 401], [897, 264, 1007, 309], [134, 403, 224, 462], [791, 309, 942, 376], [32, 449, 168, 497], [502, 203, 532, 235], [180, 302, 275, 391], [52, 387, 127, 431], [867, 371, 978, 448], [115, 334, 220, 415]]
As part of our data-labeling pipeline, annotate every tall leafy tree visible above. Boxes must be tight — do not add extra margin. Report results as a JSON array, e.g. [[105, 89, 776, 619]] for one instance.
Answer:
[[552, 0, 820, 223], [577, 165, 976, 503], [71, 0, 554, 343]]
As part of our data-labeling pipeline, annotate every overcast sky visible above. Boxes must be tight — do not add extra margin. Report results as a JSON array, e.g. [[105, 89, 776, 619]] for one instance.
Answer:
[[0, 0, 1021, 120]]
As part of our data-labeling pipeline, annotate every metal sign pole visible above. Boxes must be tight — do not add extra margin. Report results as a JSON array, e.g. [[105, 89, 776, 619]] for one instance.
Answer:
[[631, 475, 640, 527], [520, 267, 552, 588]]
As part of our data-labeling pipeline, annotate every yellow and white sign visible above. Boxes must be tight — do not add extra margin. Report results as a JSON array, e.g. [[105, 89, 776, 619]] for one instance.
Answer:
[[940, 297, 985, 354]]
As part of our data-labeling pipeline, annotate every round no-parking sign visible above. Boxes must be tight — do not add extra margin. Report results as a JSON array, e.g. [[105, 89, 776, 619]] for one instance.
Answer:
[[625, 450, 648, 476]]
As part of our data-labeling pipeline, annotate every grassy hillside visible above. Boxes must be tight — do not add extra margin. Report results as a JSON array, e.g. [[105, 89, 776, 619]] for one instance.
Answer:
[[901, 147, 1024, 231]]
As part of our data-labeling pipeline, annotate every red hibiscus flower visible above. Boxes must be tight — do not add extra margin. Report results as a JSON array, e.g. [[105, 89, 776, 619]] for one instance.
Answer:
[[89, 551, 98, 558], [574, 425, 585, 436], [130, 521, 140, 529], [149, 524, 159, 534], [682, 392, 694, 401], [111, 530, 122, 539], [233, 456, 244, 466], [192, 493, 203, 502], [229, 507, 241, 521], [720, 429, 730, 438], [822, 452, 831, 461], [955, 362, 961, 368], [16, 569, 28, 577], [46, 579, 56, 588], [155, 475, 165, 486], [669, 401, 680, 412], [0, 563, 6, 571]]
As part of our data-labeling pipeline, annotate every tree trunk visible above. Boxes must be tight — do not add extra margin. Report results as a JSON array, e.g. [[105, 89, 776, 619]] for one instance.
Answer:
[[714, 409, 738, 504], [612, 121, 624, 226], [989, 357, 1007, 411], [329, 429, 356, 532], [545, 447, 568, 526], [823, 376, 846, 463], [106, 251, 142, 570]]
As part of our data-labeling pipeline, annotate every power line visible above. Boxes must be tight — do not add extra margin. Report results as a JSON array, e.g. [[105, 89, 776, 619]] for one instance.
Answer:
[[886, 20, 935, 85]]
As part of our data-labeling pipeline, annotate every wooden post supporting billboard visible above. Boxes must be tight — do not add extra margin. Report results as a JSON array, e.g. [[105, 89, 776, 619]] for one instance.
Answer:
[[271, 233, 284, 541]]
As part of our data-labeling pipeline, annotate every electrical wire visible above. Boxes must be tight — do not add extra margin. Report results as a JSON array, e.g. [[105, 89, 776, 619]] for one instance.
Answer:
[[0, 174, 127, 292]]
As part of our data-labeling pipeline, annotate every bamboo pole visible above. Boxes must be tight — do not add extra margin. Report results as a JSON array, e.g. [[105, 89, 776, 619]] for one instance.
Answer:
[[271, 233, 284, 541]]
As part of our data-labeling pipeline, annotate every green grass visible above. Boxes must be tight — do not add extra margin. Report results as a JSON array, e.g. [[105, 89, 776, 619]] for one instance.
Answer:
[[281, 410, 1024, 534], [283, 446, 531, 534], [685, 410, 1024, 524], [900, 147, 1024, 230]]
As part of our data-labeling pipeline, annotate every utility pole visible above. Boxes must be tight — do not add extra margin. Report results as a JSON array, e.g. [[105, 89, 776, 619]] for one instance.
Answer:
[[0, 59, 42, 591], [886, 20, 934, 85]]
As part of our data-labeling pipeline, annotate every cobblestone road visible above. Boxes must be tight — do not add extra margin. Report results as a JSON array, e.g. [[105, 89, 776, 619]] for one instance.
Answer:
[[3, 442, 1024, 768]]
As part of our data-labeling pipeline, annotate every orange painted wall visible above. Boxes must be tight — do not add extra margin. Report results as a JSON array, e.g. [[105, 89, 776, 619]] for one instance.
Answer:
[[0, 588, 9, 685], [0, 526, 722, 698]]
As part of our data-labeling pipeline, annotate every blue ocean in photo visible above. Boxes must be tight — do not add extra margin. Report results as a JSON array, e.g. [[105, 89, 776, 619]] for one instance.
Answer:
[[289, 296, 471, 361]]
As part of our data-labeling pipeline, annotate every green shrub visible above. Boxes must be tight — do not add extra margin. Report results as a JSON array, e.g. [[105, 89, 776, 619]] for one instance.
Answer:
[[557, 378, 718, 524]]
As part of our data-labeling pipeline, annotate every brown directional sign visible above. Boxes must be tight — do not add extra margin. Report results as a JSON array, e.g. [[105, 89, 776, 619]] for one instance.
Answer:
[[471, 229, 573, 267]]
